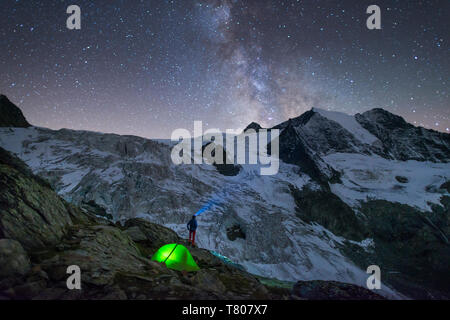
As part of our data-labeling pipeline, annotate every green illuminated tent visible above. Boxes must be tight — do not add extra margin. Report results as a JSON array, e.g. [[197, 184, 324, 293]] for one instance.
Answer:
[[151, 244, 200, 272]]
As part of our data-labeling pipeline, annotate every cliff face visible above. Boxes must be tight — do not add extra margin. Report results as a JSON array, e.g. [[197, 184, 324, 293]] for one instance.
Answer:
[[0, 95, 31, 128], [355, 108, 450, 162]]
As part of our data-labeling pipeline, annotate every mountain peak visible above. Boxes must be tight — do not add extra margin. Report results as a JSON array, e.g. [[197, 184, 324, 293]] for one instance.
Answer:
[[273, 109, 316, 130], [0, 95, 31, 128], [304, 107, 380, 145], [358, 108, 409, 130], [243, 121, 262, 132]]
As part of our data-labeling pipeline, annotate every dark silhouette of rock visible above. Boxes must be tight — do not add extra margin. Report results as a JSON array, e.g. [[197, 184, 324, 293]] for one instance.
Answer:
[[243, 122, 263, 132], [292, 280, 385, 300], [0, 95, 31, 127]]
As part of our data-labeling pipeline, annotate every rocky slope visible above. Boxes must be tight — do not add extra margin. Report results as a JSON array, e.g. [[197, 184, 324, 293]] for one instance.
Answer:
[[0, 95, 30, 128], [0, 146, 385, 300], [0, 96, 449, 299], [272, 108, 449, 184], [356, 108, 450, 162]]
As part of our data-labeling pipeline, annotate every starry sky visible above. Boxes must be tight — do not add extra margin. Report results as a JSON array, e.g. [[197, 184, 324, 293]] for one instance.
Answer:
[[1, 0, 448, 138]]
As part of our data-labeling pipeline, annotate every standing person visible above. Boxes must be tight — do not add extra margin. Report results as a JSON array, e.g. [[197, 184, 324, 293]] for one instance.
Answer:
[[187, 215, 198, 246]]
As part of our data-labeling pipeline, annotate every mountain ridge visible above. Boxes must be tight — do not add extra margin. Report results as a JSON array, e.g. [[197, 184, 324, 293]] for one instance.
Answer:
[[1, 94, 448, 149], [271, 106, 449, 163], [0, 95, 449, 299]]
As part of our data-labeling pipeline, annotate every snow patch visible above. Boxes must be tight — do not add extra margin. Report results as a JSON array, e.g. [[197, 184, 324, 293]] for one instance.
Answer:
[[313, 108, 379, 145], [324, 153, 450, 211]]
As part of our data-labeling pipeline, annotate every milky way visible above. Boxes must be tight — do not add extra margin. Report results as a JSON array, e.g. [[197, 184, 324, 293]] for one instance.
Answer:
[[1, 0, 448, 138]]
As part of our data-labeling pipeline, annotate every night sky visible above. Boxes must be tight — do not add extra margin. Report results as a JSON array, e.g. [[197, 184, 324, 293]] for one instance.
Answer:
[[1, 0, 448, 138]]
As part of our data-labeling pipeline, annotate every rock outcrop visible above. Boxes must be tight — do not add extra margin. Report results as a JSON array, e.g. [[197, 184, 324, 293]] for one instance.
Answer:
[[0, 95, 31, 128], [356, 108, 450, 162], [243, 122, 263, 132], [0, 239, 31, 278]]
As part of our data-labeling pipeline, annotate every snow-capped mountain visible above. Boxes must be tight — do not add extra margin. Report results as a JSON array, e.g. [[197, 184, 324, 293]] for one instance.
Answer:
[[356, 108, 450, 162], [274, 107, 449, 167], [1, 96, 449, 299]]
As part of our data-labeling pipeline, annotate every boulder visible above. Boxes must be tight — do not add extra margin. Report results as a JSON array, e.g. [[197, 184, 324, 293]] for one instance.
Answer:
[[0, 239, 31, 278], [192, 269, 226, 294], [0, 147, 76, 250]]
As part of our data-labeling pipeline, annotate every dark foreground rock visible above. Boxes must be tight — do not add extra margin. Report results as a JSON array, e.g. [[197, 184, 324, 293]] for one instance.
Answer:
[[292, 280, 385, 300]]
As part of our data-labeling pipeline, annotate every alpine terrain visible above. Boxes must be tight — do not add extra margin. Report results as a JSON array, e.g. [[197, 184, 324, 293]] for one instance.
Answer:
[[1, 94, 449, 299]]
